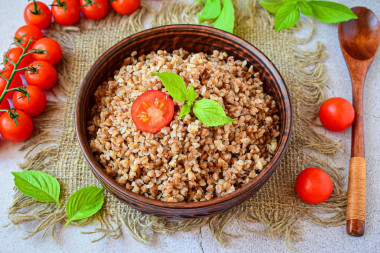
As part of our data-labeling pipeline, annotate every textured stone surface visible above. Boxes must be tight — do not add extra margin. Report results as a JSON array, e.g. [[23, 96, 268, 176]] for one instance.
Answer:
[[0, 0, 379, 252]]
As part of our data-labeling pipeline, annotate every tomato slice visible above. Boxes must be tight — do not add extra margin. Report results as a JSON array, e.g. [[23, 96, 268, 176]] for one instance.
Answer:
[[131, 90, 174, 133]]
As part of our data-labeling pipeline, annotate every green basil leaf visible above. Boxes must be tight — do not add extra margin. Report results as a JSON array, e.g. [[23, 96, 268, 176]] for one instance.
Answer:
[[186, 83, 197, 103], [299, 0, 313, 16], [152, 72, 188, 102], [12, 171, 61, 206], [214, 0, 235, 33], [303, 1, 358, 23], [259, 0, 285, 14], [193, 99, 235, 126], [275, 1, 300, 32], [178, 104, 191, 120], [65, 186, 104, 226], [198, 0, 221, 22]]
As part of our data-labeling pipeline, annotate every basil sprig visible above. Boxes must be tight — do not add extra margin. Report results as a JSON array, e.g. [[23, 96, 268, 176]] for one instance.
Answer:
[[152, 72, 235, 126], [197, 0, 235, 33], [259, 0, 358, 32], [12, 171, 104, 225]]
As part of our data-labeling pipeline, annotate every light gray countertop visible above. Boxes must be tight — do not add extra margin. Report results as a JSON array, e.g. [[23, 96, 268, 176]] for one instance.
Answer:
[[0, 0, 379, 252]]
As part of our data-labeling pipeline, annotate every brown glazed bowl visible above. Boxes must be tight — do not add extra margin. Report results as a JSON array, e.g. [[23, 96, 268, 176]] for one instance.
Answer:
[[75, 25, 292, 220]]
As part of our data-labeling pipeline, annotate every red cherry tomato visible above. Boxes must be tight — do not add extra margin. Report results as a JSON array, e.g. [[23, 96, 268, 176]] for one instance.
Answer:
[[295, 167, 333, 205], [0, 110, 34, 142], [110, 0, 140, 15], [12, 85, 47, 117], [0, 99, 9, 116], [24, 61, 57, 90], [51, 0, 81, 26], [0, 70, 23, 101], [131, 90, 174, 133], [31, 38, 62, 65], [14, 24, 43, 49], [24, 1, 52, 29], [80, 0, 108, 20], [3, 47, 34, 73], [319, 97, 355, 132]]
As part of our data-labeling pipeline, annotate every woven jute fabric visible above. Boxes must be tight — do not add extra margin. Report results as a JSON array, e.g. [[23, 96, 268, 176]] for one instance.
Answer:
[[8, 1, 347, 247]]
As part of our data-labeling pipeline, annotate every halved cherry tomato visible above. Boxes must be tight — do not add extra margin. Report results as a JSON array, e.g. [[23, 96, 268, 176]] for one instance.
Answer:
[[0, 110, 34, 142], [24, 1, 52, 29], [31, 38, 62, 65], [51, 0, 81, 26], [131, 90, 174, 133], [0, 69, 23, 101], [3, 47, 34, 72], [13, 85, 47, 117], [295, 167, 333, 205], [319, 97, 355, 132], [14, 24, 43, 49], [25, 61, 57, 90], [110, 0, 140, 15], [80, 0, 108, 20]]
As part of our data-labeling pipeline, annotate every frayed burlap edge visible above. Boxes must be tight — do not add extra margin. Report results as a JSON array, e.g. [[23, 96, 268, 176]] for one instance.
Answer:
[[7, 0, 347, 247]]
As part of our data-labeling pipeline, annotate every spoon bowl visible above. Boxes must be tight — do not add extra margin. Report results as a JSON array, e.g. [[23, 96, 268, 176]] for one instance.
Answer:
[[339, 7, 380, 60], [338, 6, 380, 237]]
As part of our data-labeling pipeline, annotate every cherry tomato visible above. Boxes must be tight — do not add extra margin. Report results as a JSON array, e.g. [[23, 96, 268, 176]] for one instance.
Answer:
[[0, 69, 23, 101], [51, 0, 81, 26], [0, 110, 34, 142], [31, 38, 62, 65], [24, 1, 52, 29], [80, 0, 108, 20], [12, 86, 47, 117], [3, 47, 34, 73], [110, 0, 140, 15], [14, 24, 43, 49], [319, 97, 355, 132], [131, 90, 174, 133], [24, 61, 57, 90], [0, 99, 9, 116], [295, 167, 333, 205]]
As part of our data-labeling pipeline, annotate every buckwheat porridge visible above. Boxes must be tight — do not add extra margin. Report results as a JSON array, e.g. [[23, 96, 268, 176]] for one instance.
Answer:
[[87, 48, 280, 203]]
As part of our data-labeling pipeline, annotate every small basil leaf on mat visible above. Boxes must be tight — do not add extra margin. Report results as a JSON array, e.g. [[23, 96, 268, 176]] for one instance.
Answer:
[[259, 0, 285, 14], [214, 0, 235, 33], [152, 72, 188, 102], [302, 1, 358, 23], [193, 99, 235, 126], [186, 83, 197, 103], [275, 1, 300, 32], [198, 0, 221, 22], [178, 104, 191, 120], [12, 171, 61, 206], [65, 186, 104, 226]]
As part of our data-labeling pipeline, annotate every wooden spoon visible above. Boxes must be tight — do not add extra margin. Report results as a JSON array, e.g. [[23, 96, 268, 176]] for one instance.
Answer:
[[338, 6, 380, 237]]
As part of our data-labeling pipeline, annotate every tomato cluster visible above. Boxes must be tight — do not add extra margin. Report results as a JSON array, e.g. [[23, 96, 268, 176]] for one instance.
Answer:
[[1, 0, 141, 143]]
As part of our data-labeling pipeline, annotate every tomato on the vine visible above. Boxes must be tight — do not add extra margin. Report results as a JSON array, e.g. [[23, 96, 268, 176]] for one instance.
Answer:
[[0, 110, 34, 142], [25, 61, 57, 90], [24, 1, 52, 29], [0, 99, 9, 116], [51, 0, 81, 26], [110, 0, 140, 15], [12, 85, 47, 117], [31, 38, 62, 65], [3, 47, 34, 73], [80, 0, 108, 20], [295, 167, 333, 205], [131, 90, 174, 133], [14, 24, 43, 49], [319, 97, 355, 132], [0, 69, 23, 101]]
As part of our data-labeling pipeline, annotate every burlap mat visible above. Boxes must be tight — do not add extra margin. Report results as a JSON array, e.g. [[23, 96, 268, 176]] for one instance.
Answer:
[[8, 0, 347, 247]]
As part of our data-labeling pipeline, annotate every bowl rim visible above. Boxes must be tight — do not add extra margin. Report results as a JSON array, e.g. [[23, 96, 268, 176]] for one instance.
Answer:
[[75, 24, 293, 209]]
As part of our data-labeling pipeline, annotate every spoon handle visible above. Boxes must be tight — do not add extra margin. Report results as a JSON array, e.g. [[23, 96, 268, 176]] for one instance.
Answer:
[[346, 63, 366, 237]]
